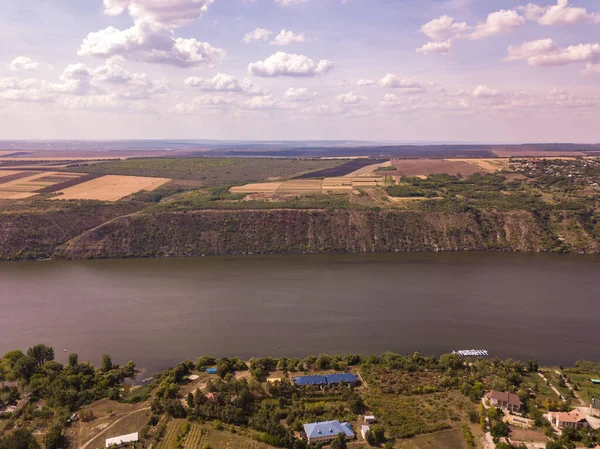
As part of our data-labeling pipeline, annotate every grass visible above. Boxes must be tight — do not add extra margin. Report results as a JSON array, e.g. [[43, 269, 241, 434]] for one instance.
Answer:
[[562, 361, 600, 404], [392, 429, 469, 449], [66, 158, 343, 187], [156, 419, 187, 449], [523, 373, 560, 403], [540, 369, 572, 399]]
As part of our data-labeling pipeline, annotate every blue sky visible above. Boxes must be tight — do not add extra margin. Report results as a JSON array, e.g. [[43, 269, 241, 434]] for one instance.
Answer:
[[0, 0, 599, 142]]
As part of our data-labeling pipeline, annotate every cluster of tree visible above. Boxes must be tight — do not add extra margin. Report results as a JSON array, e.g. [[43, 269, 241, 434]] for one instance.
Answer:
[[0, 345, 136, 410], [194, 357, 247, 379]]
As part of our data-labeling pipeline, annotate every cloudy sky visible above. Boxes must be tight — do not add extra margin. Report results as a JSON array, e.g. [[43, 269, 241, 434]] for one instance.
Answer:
[[1, 0, 599, 142]]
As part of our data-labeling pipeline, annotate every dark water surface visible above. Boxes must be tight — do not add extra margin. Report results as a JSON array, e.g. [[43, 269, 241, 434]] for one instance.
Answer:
[[2, 253, 600, 374]]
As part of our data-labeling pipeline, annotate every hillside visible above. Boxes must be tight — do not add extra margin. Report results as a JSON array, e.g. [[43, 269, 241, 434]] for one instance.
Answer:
[[51, 209, 600, 260]]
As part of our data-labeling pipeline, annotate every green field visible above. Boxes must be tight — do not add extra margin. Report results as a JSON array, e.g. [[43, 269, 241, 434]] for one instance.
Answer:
[[393, 429, 469, 449], [184, 424, 274, 449], [563, 361, 600, 404], [66, 158, 343, 186], [523, 372, 561, 404]]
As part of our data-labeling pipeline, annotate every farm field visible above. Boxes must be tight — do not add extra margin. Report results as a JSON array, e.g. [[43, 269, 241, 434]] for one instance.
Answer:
[[451, 158, 509, 172], [391, 159, 485, 176], [67, 158, 344, 186], [294, 159, 384, 179], [393, 428, 469, 449], [0, 171, 86, 200], [51, 175, 170, 202], [230, 176, 386, 195], [182, 425, 274, 449]]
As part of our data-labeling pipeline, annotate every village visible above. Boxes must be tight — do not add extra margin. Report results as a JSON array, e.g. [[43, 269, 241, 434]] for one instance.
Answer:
[[3, 347, 600, 449]]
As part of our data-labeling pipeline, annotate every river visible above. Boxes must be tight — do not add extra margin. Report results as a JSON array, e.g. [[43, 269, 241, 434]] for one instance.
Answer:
[[1, 252, 599, 374]]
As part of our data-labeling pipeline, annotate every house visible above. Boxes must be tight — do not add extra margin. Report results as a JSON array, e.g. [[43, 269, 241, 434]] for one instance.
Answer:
[[294, 373, 358, 387], [548, 410, 589, 430], [590, 398, 600, 418], [205, 392, 218, 402], [486, 391, 523, 414], [267, 378, 282, 384], [364, 415, 376, 424], [105, 433, 138, 448], [360, 425, 370, 440], [303, 420, 355, 445]]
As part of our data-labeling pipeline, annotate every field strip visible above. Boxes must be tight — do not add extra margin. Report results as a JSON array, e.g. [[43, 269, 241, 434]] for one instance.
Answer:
[[345, 160, 391, 177], [0, 171, 63, 192], [52, 175, 171, 201], [0, 191, 39, 199]]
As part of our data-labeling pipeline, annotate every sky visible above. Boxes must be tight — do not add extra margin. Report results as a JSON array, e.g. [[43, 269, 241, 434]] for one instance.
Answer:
[[0, 0, 599, 142]]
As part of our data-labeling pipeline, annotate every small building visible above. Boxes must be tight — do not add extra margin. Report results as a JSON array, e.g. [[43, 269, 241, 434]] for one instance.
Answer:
[[303, 420, 355, 445], [105, 433, 138, 448], [549, 410, 589, 430], [506, 414, 533, 428], [294, 375, 328, 386], [364, 415, 376, 424], [205, 392, 218, 402], [206, 368, 217, 374], [591, 398, 600, 418], [360, 425, 370, 440], [267, 378, 282, 384], [486, 391, 523, 414]]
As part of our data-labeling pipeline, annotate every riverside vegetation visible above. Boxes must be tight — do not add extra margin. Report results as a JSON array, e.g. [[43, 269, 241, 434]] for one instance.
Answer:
[[2, 346, 600, 449], [2, 157, 600, 260]]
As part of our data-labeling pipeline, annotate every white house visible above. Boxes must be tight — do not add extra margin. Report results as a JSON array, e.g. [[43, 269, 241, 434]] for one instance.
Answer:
[[105, 433, 139, 448], [303, 420, 354, 445]]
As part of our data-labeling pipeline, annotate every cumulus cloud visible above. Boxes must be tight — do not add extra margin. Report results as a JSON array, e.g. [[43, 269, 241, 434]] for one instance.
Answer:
[[472, 85, 501, 98], [78, 21, 224, 68], [242, 28, 273, 44], [185, 73, 268, 95], [248, 52, 334, 77], [519, 0, 600, 25], [283, 87, 316, 101], [357, 79, 376, 86], [470, 9, 525, 40], [421, 15, 468, 41], [10, 57, 40, 72], [271, 30, 306, 46], [240, 95, 287, 110], [416, 41, 452, 54], [336, 91, 367, 104], [102, 0, 215, 27], [505, 38, 600, 67], [583, 63, 600, 75], [274, 0, 309, 6], [378, 74, 424, 91]]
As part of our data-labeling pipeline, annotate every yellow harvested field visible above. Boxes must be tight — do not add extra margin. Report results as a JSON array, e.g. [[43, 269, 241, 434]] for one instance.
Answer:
[[0, 170, 25, 177], [277, 180, 322, 193], [0, 191, 38, 199], [52, 175, 170, 201], [346, 160, 392, 177], [230, 182, 281, 194], [450, 158, 509, 172]]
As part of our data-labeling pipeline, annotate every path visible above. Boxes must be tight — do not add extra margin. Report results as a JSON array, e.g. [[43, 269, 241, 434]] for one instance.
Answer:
[[537, 372, 564, 401], [79, 407, 151, 449], [554, 370, 585, 406]]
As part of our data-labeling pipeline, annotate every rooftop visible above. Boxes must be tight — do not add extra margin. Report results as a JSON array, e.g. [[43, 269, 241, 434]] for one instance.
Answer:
[[105, 433, 138, 448], [303, 420, 355, 439], [487, 390, 523, 407], [551, 410, 586, 423], [294, 373, 358, 386]]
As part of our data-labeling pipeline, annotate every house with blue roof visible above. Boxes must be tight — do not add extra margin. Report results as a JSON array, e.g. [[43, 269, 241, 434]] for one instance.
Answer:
[[294, 373, 358, 387], [303, 420, 355, 445]]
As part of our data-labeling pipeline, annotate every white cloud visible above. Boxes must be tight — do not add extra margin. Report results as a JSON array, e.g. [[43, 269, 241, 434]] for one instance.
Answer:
[[78, 21, 224, 68], [583, 63, 600, 75], [283, 87, 316, 101], [242, 28, 273, 44], [505, 39, 600, 67], [270, 30, 306, 46], [185, 73, 268, 96], [248, 52, 334, 77], [416, 41, 452, 54], [378, 74, 424, 91], [10, 57, 40, 72], [357, 79, 376, 86], [336, 91, 367, 104], [519, 0, 600, 25], [420, 15, 468, 41], [103, 0, 215, 27], [472, 85, 501, 98], [470, 9, 525, 40], [274, 0, 309, 6], [240, 95, 286, 110], [505, 39, 558, 61]]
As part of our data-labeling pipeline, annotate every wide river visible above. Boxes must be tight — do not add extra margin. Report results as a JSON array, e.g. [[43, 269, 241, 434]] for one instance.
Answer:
[[1, 252, 599, 374]]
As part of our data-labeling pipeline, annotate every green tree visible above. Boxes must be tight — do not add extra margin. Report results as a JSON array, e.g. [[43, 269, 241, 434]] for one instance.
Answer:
[[43, 426, 64, 449], [26, 345, 55, 368], [100, 354, 113, 372], [0, 428, 41, 449], [330, 433, 347, 449], [14, 356, 37, 382], [68, 353, 78, 368]]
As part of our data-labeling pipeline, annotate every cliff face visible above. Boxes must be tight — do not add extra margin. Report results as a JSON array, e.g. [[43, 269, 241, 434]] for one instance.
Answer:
[[53, 209, 597, 260]]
